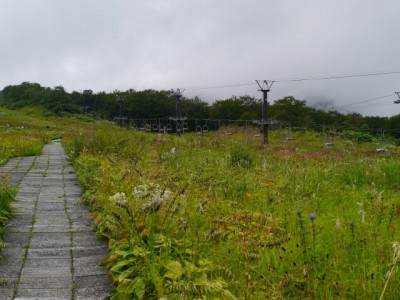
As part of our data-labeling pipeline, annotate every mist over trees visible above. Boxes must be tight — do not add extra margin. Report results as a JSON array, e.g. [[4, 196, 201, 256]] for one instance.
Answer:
[[0, 82, 397, 132]]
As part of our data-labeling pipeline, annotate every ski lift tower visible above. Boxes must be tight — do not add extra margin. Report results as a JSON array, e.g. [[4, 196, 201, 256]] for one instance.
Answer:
[[114, 94, 127, 127], [255, 80, 274, 145], [169, 89, 187, 135]]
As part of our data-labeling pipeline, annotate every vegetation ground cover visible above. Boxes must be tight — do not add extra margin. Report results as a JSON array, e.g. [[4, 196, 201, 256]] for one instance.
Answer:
[[64, 123, 400, 299], [1, 107, 400, 299]]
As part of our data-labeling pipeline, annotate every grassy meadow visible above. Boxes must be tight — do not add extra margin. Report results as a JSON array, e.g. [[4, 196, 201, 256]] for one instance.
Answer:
[[1, 107, 400, 299]]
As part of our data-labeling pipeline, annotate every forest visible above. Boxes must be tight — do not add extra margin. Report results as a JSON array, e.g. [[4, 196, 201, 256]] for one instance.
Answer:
[[1, 82, 400, 134]]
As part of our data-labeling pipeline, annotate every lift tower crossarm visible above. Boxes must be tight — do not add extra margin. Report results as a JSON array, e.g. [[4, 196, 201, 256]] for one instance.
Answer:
[[394, 92, 400, 104]]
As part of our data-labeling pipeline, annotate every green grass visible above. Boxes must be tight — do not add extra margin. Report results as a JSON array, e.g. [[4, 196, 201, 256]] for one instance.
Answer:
[[0, 183, 16, 256], [2, 107, 400, 298], [60, 126, 400, 299]]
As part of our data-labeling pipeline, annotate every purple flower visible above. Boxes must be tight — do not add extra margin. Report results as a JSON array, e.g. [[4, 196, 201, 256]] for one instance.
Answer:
[[309, 213, 316, 221]]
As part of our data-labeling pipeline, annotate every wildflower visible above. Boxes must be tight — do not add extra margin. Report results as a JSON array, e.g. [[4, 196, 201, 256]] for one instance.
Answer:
[[133, 184, 149, 198], [336, 215, 340, 228], [309, 213, 316, 221], [358, 210, 366, 223], [109, 192, 127, 206], [136, 183, 173, 213], [169, 147, 176, 154]]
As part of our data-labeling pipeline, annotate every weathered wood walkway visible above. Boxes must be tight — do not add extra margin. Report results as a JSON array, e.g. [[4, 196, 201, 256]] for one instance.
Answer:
[[0, 144, 112, 299]]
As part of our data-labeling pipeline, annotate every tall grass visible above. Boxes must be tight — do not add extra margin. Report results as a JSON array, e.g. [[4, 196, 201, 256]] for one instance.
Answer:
[[2, 106, 400, 298], [60, 126, 400, 299], [0, 183, 16, 256]]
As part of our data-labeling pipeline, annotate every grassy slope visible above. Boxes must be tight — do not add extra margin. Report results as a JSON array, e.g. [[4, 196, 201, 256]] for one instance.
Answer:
[[1, 108, 400, 298], [64, 126, 400, 299]]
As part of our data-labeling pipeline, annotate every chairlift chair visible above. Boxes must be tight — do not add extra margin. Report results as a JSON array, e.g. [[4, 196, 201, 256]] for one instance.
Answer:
[[202, 124, 209, 133], [324, 135, 334, 148], [218, 121, 225, 135], [182, 122, 189, 132], [158, 124, 166, 133], [376, 130, 386, 153], [285, 130, 294, 141], [176, 123, 182, 134], [322, 126, 335, 148], [225, 120, 232, 135], [279, 122, 293, 141], [282, 127, 294, 141], [196, 125, 203, 134]]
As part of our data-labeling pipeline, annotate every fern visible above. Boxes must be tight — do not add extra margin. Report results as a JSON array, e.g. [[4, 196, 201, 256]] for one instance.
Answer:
[[105, 235, 235, 299]]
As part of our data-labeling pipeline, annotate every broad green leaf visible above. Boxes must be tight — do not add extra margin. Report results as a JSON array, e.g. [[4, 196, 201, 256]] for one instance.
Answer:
[[118, 266, 136, 281], [133, 277, 146, 299], [131, 247, 148, 257], [184, 261, 198, 276], [164, 260, 183, 280], [111, 260, 133, 272], [110, 292, 133, 300], [116, 277, 146, 298], [198, 259, 212, 267], [116, 279, 135, 294], [184, 248, 194, 255], [114, 250, 131, 257]]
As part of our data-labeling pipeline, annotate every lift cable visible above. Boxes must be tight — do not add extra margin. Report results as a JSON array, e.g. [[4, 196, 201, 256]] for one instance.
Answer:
[[184, 69, 400, 91]]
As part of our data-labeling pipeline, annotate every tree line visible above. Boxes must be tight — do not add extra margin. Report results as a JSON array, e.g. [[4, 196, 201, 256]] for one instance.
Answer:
[[1, 82, 400, 133]]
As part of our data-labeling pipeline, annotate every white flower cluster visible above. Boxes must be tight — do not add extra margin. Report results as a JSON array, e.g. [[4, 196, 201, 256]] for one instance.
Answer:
[[133, 184, 150, 198], [133, 183, 172, 212], [109, 192, 127, 206]]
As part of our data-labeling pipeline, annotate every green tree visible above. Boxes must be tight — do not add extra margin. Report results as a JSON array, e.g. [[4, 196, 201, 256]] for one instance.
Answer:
[[209, 96, 261, 120], [270, 96, 313, 125]]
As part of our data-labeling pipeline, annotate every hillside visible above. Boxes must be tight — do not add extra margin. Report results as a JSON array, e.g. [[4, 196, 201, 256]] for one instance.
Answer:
[[1, 108, 400, 298], [2, 82, 400, 139]]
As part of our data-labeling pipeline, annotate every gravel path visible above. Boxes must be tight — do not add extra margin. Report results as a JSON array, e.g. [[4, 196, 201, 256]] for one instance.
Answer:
[[0, 144, 112, 299]]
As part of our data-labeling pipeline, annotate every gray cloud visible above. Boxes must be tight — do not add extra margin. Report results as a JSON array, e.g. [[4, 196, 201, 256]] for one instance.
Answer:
[[1, 0, 400, 116]]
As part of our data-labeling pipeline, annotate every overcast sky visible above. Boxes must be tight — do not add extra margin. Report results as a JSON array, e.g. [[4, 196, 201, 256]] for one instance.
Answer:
[[1, 0, 400, 116]]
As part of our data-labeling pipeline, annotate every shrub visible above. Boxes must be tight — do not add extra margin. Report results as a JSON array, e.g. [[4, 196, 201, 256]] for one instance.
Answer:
[[105, 233, 234, 299], [340, 130, 373, 143]]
